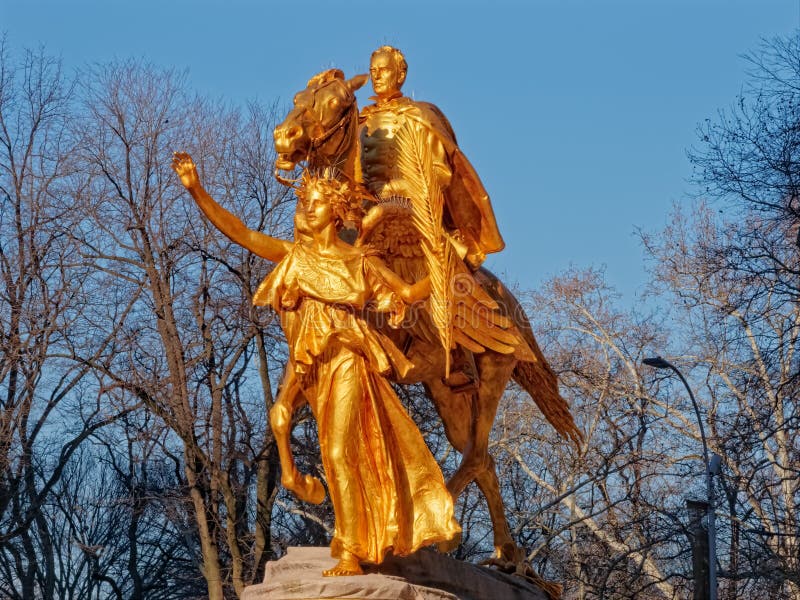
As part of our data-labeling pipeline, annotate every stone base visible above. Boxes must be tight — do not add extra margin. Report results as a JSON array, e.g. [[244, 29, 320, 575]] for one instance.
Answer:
[[242, 546, 552, 600]]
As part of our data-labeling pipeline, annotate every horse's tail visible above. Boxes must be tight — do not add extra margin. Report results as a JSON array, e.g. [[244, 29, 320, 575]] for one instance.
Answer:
[[475, 269, 583, 446], [512, 345, 583, 446]]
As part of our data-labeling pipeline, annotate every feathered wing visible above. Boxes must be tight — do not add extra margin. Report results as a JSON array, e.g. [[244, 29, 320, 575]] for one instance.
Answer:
[[393, 122, 456, 375]]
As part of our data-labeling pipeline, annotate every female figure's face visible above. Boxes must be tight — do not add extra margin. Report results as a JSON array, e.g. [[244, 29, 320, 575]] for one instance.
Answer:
[[304, 186, 335, 233]]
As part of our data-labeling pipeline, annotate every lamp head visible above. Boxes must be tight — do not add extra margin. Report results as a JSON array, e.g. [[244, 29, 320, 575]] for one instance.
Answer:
[[643, 356, 672, 370]]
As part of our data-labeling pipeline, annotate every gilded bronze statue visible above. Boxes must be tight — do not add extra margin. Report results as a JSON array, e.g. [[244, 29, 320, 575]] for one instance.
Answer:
[[175, 44, 580, 590], [270, 46, 582, 574]]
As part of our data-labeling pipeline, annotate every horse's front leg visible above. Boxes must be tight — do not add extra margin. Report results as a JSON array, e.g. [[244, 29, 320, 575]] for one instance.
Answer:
[[269, 365, 326, 504]]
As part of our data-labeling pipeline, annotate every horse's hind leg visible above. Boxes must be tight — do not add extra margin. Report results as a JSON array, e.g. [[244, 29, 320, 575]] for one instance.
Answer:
[[466, 386, 522, 562], [474, 457, 523, 563], [269, 366, 325, 504], [428, 381, 521, 562]]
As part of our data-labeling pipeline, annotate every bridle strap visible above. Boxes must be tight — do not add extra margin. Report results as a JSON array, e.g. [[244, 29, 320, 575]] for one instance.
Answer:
[[310, 102, 357, 151]]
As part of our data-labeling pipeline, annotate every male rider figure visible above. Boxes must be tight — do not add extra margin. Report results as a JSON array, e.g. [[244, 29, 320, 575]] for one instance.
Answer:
[[358, 46, 506, 390], [358, 45, 504, 270]]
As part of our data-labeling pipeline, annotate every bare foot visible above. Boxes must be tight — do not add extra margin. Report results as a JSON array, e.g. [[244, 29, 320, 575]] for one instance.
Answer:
[[323, 551, 363, 577]]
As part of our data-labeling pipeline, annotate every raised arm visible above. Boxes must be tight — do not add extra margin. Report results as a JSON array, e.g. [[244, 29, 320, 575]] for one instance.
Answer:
[[171, 152, 291, 263]]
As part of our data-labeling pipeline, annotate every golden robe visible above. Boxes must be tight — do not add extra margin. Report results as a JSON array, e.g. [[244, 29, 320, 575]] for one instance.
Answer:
[[254, 242, 460, 563]]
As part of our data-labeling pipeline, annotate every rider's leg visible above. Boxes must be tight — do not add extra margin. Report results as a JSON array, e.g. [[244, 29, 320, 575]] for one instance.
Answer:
[[444, 346, 480, 393]]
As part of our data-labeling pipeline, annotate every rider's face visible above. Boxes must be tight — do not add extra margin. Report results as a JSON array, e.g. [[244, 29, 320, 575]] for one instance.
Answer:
[[370, 52, 403, 98]]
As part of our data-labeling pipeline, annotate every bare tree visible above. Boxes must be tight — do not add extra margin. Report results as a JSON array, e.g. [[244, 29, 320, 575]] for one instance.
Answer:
[[483, 269, 706, 599], [66, 59, 294, 598], [635, 33, 800, 597], [643, 199, 800, 599], [690, 34, 800, 310], [0, 39, 138, 599]]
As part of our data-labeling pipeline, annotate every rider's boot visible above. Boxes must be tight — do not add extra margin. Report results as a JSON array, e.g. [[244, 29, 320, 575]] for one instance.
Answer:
[[443, 347, 479, 394]]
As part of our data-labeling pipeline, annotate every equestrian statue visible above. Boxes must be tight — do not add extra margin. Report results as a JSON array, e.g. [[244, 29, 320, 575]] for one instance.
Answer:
[[174, 45, 581, 592], [270, 46, 582, 571]]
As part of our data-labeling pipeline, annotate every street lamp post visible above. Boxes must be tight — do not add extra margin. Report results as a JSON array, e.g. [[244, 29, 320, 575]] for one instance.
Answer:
[[643, 356, 719, 600]]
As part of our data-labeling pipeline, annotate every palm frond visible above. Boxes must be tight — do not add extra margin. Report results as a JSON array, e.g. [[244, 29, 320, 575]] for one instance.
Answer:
[[393, 122, 455, 374]]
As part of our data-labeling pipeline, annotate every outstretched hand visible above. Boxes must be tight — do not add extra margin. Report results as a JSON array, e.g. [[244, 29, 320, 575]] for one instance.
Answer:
[[171, 151, 200, 191]]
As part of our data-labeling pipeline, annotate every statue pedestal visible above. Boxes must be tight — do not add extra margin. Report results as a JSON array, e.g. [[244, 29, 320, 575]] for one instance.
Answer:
[[243, 546, 553, 600]]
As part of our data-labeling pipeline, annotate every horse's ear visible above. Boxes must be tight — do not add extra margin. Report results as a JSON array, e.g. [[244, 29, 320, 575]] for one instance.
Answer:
[[345, 73, 369, 92]]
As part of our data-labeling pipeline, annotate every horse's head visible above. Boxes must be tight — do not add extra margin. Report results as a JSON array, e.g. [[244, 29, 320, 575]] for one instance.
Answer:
[[274, 69, 367, 175]]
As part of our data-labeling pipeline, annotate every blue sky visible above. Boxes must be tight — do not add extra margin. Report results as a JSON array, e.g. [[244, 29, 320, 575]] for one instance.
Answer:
[[2, 0, 797, 301]]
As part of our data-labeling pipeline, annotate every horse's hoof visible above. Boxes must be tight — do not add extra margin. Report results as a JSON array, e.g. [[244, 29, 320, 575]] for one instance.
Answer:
[[282, 472, 326, 504], [497, 542, 526, 564], [298, 474, 326, 504], [480, 542, 526, 573], [481, 550, 563, 600], [480, 556, 513, 573]]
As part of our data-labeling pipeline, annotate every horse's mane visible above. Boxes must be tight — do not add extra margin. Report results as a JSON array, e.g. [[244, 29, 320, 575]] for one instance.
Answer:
[[306, 68, 345, 88]]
